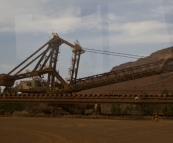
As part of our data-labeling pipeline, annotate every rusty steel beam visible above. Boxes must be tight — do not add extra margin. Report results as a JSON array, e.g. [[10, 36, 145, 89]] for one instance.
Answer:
[[69, 58, 173, 92], [0, 98, 173, 104], [8, 37, 56, 75], [0, 94, 173, 104], [14, 45, 52, 75]]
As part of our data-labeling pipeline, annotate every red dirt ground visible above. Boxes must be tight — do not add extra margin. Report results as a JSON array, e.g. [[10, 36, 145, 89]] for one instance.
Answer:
[[0, 117, 173, 143]]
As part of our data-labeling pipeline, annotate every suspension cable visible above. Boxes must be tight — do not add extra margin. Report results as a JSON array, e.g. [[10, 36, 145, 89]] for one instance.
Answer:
[[83, 48, 159, 62], [83, 48, 145, 58], [85, 51, 140, 59]]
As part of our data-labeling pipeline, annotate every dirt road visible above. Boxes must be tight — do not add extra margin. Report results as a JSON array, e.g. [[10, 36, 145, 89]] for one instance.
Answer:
[[0, 117, 173, 143]]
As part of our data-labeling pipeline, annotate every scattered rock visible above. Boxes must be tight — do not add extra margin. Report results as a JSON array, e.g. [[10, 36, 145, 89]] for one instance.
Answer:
[[12, 110, 30, 116]]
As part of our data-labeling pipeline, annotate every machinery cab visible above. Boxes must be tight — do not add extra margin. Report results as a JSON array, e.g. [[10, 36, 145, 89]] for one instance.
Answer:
[[18, 80, 45, 93]]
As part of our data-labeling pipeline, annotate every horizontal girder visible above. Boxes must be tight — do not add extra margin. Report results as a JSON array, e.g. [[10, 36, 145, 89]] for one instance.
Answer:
[[0, 93, 173, 104]]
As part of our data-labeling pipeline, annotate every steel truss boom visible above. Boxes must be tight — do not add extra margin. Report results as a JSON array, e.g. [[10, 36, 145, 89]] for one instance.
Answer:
[[0, 33, 173, 94], [69, 58, 173, 92]]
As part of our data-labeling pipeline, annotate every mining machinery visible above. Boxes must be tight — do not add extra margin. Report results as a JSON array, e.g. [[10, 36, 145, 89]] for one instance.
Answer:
[[0, 33, 173, 94]]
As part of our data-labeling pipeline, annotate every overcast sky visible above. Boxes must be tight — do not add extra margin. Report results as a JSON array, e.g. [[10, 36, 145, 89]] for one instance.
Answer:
[[0, 0, 173, 80]]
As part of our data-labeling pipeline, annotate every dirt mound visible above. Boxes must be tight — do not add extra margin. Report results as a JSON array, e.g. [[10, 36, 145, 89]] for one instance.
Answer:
[[111, 46, 173, 71]]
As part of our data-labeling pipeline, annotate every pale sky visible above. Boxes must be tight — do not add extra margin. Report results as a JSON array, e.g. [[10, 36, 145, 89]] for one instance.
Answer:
[[0, 0, 173, 80]]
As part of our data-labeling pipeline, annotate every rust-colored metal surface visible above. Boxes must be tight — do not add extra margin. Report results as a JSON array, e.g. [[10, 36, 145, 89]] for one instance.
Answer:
[[69, 59, 173, 92], [0, 93, 173, 103], [0, 34, 173, 94], [0, 34, 85, 93], [0, 74, 15, 87]]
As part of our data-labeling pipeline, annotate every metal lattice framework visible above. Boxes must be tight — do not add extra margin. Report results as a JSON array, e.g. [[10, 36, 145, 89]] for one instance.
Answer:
[[69, 58, 173, 92], [0, 34, 85, 93], [0, 33, 173, 94]]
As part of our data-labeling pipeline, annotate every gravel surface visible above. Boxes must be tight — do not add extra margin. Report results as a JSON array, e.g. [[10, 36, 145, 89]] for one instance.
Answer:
[[0, 117, 173, 143]]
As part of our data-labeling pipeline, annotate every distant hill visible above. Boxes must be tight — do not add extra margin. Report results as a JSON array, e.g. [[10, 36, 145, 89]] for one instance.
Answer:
[[111, 46, 173, 71], [79, 46, 173, 94]]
